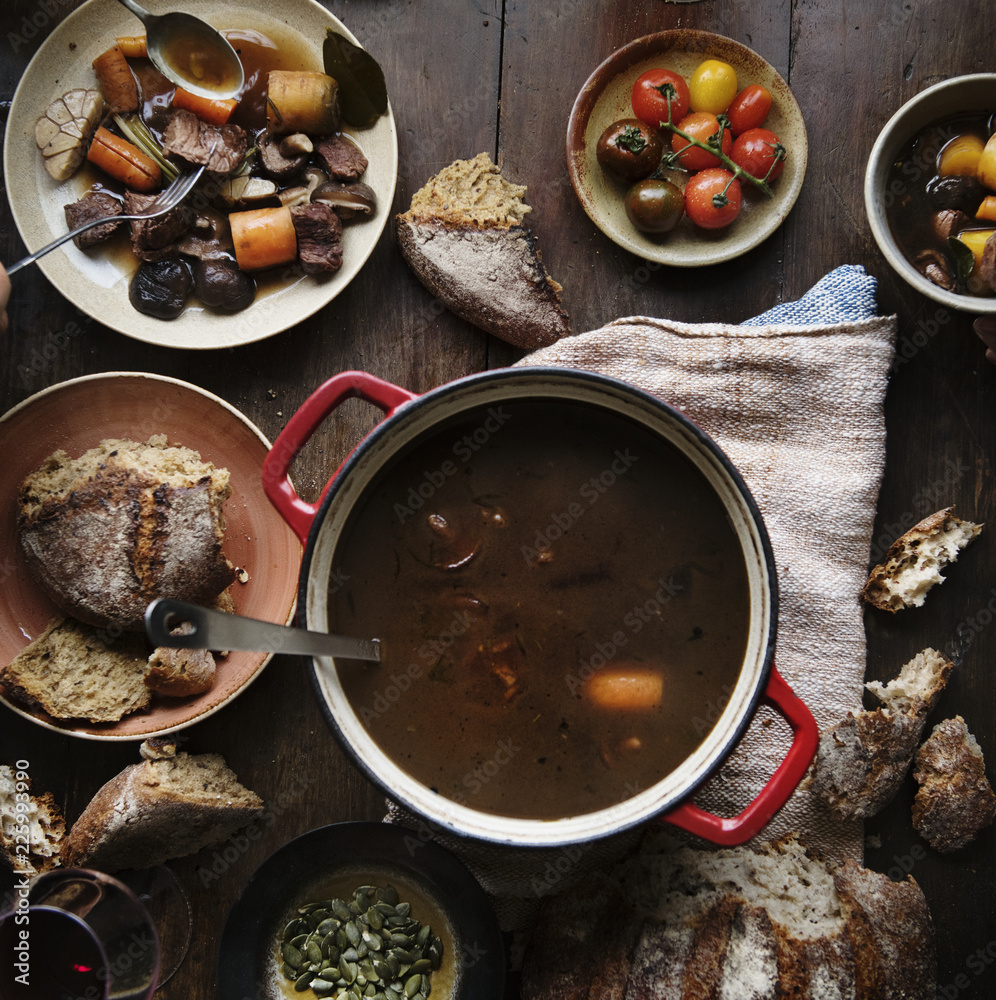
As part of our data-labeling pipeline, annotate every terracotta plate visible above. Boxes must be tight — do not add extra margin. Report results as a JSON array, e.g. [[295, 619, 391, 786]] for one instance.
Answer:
[[4, 0, 398, 349], [0, 373, 301, 740], [567, 30, 808, 266]]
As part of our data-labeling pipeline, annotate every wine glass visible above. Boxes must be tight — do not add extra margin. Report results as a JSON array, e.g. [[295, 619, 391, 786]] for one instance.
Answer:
[[0, 868, 160, 999]]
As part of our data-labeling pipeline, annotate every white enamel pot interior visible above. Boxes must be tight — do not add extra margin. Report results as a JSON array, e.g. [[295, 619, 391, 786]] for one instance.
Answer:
[[289, 368, 780, 847]]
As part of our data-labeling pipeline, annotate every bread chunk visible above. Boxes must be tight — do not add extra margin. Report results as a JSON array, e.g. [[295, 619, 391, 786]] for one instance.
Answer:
[[396, 153, 571, 350], [811, 648, 952, 821], [18, 435, 235, 631], [912, 716, 996, 853], [521, 835, 936, 1000], [861, 507, 982, 611], [0, 764, 65, 876], [60, 751, 263, 871], [1, 616, 151, 723]]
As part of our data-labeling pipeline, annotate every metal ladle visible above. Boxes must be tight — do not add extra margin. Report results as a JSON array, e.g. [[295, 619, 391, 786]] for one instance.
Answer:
[[113, 0, 245, 100], [145, 599, 381, 662]]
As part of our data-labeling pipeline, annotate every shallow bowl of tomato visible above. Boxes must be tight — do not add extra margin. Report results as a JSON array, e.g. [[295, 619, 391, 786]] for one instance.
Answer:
[[566, 30, 807, 266], [864, 73, 996, 314]]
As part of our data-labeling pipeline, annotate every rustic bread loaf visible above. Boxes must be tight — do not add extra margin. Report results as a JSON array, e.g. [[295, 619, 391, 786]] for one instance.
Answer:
[[144, 641, 216, 697], [60, 750, 263, 871], [396, 152, 572, 350], [18, 435, 235, 631], [861, 507, 982, 611], [521, 835, 936, 1000], [811, 647, 952, 821], [912, 715, 996, 853], [1, 616, 152, 723], [0, 764, 65, 876]]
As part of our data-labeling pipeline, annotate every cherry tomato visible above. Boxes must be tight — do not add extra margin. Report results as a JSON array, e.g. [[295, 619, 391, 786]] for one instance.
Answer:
[[688, 59, 738, 115], [726, 84, 773, 136], [631, 69, 690, 129], [624, 178, 684, 233], [731, 127, 786, 182], [595, 118, 664, 182], [670, 112, 732, 171], [684, 168, 742, 229]]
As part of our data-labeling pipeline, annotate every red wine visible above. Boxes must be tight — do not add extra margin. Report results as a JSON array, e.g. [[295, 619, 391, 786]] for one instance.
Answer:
[[0, 907, 107, 999]]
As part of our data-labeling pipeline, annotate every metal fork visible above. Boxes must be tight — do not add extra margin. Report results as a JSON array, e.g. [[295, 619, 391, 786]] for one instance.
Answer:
[[8, 163, 206, 275]]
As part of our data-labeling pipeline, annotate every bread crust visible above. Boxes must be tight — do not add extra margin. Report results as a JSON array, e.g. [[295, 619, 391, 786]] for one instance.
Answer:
[[912, 716, 996, 853]]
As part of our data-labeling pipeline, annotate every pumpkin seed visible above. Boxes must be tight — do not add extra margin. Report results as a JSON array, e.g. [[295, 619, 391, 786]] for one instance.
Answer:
[[363, 930, 384, 952], [294, 970, 315, 991], [332, 898, 352, 921], [403, 973, 422, 998], [346, 921, 362, 947], [311, 979, 337, 996], [366, 906, 384, 930], [282, 942, 303, 968], [284, 917, 310, 941], [378, 885, 400, 905]]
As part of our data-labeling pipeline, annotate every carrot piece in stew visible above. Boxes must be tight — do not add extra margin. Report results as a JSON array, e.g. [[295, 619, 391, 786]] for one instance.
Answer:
[[92, 45, 139, 113], [86, 126, 162, 192], [229, 206, 298, 271], [583, 667, 664, 711], [172, 87, 238, 126], [114, 35, 148, 59]]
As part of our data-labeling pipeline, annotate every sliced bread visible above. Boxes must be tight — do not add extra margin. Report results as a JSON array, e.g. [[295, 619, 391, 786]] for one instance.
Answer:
[[912, 716, 996, 853], [811, 647, 952, 821], [60, 750, 263, 871], [1, 616, 152, 723], [396, 153, 571, 350], [18, 435, 235, 631], [861, 507, 982, 611]]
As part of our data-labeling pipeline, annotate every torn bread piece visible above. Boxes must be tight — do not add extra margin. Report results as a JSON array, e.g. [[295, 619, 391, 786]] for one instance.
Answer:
[[396, 152, 571, 350], [0, 764, 65, 875], [861, 507, 982, 611], [60, 750, 263, 871], [811, 647, 952, 821], [913, 716, 996, 853]]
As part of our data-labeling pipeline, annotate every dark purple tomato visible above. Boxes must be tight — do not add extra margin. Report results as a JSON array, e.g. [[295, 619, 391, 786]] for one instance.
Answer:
[[596, 118, 665, 182], [624, 178, 684, 233]]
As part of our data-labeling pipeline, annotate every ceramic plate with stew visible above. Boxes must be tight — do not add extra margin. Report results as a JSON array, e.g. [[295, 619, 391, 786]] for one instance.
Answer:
[[0, 373, 301, 739], [4, 0, 398, 349], [567, 30, 807, 266], [218, 822, 505, 1000]]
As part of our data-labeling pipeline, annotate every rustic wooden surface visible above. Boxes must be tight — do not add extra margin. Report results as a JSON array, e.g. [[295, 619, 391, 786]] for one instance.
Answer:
[[2, 0, 995, 995]]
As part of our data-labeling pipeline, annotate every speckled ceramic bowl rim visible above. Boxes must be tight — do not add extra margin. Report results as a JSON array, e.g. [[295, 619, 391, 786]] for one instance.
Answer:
[[864, 73, 996, 314]]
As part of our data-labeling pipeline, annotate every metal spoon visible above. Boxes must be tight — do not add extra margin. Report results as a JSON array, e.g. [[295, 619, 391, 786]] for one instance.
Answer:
[[113, 0, 244, 100], [145, 599, 381, 662]]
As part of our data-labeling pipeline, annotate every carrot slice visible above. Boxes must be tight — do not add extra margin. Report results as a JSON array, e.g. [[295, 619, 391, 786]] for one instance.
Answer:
[[92, 45, 139, 113], [86, 126, 162, 192], [976, 196, 996, 223], [172, 87, 238, 126], [229, 206, 298, 271], [583, 667, 664, 711], [114, 35, 148, 59]]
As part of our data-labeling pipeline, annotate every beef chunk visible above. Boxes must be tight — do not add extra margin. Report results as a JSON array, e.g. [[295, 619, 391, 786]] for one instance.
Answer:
[[290, 202, 343, 274], [122, 190, 192, 263], [315, 134, 368, 181], [161, 108, 247, 174], [980, 232, 996, 293], [64, 190, 123, 249], [259, 132, 311, 181]]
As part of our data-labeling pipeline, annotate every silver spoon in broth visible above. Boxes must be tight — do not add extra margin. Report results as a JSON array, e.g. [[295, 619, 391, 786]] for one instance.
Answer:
[[113, 0, 244, 100]]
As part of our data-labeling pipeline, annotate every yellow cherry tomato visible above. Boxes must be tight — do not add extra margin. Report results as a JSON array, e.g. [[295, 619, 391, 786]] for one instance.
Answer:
[[688, 59, 739, 114]]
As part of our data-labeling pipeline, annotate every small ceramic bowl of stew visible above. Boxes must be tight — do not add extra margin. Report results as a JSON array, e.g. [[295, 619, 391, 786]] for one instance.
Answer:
[[865, 73, 996, 313]]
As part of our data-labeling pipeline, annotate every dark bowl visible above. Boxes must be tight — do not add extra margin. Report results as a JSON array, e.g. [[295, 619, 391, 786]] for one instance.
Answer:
[[217, 822, 505, 1000]]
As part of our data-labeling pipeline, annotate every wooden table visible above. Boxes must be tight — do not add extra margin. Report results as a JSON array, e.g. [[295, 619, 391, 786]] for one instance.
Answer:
[[2, 0, 994, 995]]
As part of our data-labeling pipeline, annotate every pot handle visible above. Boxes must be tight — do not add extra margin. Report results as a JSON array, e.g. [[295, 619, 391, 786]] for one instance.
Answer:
[[263, 370, 417, 544], [659, 665, 818, 846]]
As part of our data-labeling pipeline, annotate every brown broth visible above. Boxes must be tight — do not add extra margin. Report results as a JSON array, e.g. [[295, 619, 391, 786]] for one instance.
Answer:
[[328, 399, 750, 820]]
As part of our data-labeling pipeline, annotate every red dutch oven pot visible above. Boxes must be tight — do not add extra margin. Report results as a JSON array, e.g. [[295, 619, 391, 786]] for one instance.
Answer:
[[263, 367, 818, 848]]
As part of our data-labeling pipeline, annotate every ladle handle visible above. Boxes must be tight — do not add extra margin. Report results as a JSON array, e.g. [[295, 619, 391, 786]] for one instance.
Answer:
[[659, 665, 818, 846], [145, 598, 381, 661], [114, 0, 154, 26], [263, 371, 417, 544]]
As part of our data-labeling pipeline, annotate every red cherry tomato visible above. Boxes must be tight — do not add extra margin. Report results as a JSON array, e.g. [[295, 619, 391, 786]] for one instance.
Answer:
[[731, 127, 786, 182], [726, 84, 772, 136], [684, 168, 742, 229], [631, 69, 690, 129], [670, 112, 732, 171]]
